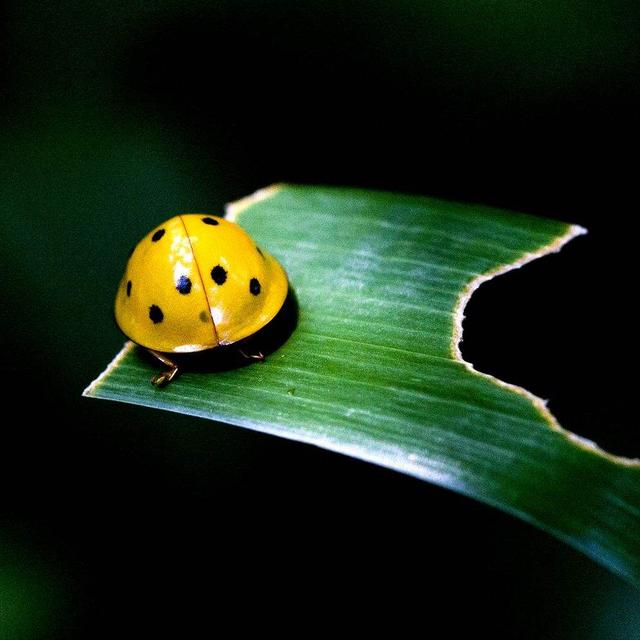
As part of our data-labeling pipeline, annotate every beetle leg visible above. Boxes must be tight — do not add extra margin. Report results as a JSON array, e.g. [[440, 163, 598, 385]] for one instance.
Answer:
[[238, 348, 265, 362], [147, 349, 180, 387]]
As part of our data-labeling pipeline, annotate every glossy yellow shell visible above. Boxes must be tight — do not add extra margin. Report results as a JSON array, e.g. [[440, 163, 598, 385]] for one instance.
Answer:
[[114, 214, 288, 353]]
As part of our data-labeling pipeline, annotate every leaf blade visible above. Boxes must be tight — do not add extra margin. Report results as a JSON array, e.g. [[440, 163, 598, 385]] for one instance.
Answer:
[[84, 184, 640, 585]]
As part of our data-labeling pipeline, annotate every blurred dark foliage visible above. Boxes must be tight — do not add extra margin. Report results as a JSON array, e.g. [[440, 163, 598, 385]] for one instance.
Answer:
[[1, 1, 638, 637]]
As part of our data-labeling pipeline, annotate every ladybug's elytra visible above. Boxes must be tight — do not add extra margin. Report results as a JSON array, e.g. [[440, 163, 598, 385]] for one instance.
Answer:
[[114, 214, 288, 386]]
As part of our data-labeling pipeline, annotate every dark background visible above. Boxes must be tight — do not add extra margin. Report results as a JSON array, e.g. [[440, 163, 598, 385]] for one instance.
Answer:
[[1, 1, 638, 637]]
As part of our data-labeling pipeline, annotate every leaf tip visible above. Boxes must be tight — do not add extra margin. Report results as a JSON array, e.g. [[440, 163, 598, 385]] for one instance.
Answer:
[[572, 223, 588, 238], [82, 341, 135, 398]]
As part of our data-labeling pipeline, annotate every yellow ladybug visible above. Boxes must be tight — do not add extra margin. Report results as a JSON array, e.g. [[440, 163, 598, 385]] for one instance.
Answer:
[[115, 214, 288, 386]]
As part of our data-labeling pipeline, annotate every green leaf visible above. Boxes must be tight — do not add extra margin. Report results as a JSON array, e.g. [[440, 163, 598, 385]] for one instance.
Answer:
[[84, 184, 640, 585]]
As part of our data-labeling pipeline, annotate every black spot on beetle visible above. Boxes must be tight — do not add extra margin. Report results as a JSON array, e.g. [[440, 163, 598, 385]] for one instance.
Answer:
[[250, 278, 261, 295], [211, 265, 227, 285], [149, 305, 164, 324], [126, 280, 132, 297], [176, 275, 192, 294], [199, 310, 210, 323], [152, 229, 165, 242], [202, 217, 219, 226], [256, 246, 264, 259]]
